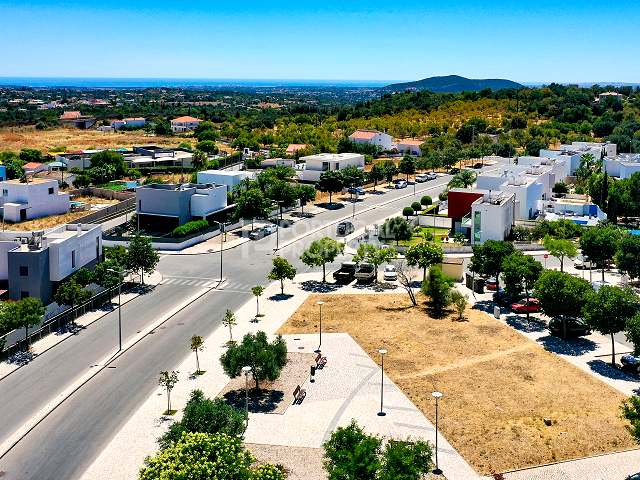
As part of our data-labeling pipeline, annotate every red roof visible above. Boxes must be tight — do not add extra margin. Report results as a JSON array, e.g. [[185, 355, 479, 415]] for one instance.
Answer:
[[23, 162, 44, 170], [397, 139, 424, 146], [171, 116, 201, 123], [286, 144, 307, 153], [60, 111, 81, 120], [447, 189, 485, 219], [349, 129, 379, 140]]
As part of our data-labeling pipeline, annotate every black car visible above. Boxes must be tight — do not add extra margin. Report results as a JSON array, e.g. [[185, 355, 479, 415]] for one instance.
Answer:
[[337, 221, 355, 236], [548, 318, 591, 338], [449, 167, 460, 175], [621, 354, 640, 374], [473, 162, 483, 169]]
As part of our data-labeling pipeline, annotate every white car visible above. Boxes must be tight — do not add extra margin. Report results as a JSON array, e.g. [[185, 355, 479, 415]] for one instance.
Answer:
[[574, 255, 593, 269], [415, 174, 429, 183], [394, 180, 408, 189], [383, 264, 398, 281], [263, 224, 278, 235]]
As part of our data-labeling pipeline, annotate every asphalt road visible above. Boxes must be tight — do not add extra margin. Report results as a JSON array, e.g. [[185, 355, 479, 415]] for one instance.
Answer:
[[0, 168, 481, 479]]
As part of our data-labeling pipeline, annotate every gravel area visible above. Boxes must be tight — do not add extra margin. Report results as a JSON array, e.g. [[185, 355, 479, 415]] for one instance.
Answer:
[[247, 443, 327, 480]]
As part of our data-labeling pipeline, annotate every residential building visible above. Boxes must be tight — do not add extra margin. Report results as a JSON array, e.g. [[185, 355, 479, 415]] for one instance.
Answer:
[[297, 153, 365, 182], [517, 155, 570, 182], [476, 170, 545, 220], [260, 158, 296, 168], [348, 129, 393, 151], [596, 91, 624, 102], [285, 144, 308, 156], [0, 179, 70, 223], [446, 188, 486, 230], [470, 191, 516, 244], [59, 111, 96, 129], [124, 146, 193, 169], [540, 141, 616, 174], [170, 116, 202, 133], [539, 194, 607, 227], [395, 139, 424, 156], [23, 162, 49, 175], [197, 170, 255, 192], [136, 183, 229, 231], [0, 224, 102, 303], [111, 118, 146, 130], [603, 154, 640, 179]]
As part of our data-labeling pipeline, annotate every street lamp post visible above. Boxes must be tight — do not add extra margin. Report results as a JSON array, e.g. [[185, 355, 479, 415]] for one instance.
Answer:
[[352, 192, 358, 218], [274, 200, 283, 252], [377, 349, 387, 416], [315, 301, 324, 353], [432, 391, 444, 475], [242, 366, 252, 428], [219, 221, 226, 282], [107, 268, 125, 351]]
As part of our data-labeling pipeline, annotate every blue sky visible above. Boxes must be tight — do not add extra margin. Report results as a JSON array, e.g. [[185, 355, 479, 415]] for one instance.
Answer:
[[0, 0, 638, 83]]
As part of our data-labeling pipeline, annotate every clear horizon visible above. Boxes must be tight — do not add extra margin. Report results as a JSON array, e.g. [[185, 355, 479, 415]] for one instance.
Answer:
[[0, 0, 638, 83]]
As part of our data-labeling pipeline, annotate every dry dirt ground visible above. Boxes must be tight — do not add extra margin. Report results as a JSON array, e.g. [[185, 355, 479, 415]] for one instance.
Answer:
[[0, 127, 182, 152], [278, 294, 636, 475]]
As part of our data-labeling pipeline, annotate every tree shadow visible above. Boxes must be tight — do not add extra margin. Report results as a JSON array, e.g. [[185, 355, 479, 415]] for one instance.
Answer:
[[290, 211, 315, 218], [472, 300, 496, 315], [379, 303, 414, 312], [130, 283, 155, 295], [504, 314, 548, 333], [268, 293, 294, 301], [223, 388, 285, 414], [316, 202, 345, 210], [299, 280, 342, 293], [538, 335, 598, 356], [369, 190, 385, 195], [587, 359, 640, 381], [5, 349, 36, 366]]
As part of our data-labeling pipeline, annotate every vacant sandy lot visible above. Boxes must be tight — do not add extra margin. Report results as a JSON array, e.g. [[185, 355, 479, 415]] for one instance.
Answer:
[[278, 294, 635, 475], [0, 127, 182, 152]]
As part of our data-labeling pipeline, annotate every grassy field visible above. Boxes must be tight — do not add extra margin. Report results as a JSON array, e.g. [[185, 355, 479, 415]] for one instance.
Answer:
[[0, 127, 183, 152], [278, 293, 636, 475]]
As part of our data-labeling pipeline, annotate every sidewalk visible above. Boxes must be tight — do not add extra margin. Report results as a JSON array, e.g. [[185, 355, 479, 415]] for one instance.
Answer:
[[80, 272, 477, 480]]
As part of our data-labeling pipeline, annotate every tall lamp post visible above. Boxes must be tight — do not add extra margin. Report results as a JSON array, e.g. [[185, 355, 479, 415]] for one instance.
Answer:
[[242, 366, 252, 428], [377, 349, 387, 416], [107, 267, 127, 351], [432, 391, 444, 475], [315, 300, 324, 353], [219, 221, 227, 282], [274, 200, 283, 252]]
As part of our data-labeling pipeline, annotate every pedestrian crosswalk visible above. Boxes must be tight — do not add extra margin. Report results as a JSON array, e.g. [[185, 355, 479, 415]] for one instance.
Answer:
[[161, 276, 254, 292]]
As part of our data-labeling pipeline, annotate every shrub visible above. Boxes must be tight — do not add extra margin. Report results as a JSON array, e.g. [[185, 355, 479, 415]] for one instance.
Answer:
[[411, 201, 422, 213], [420, 195, 432, 206], [402, 207, 414, 218], [171, 220, 210, 237]]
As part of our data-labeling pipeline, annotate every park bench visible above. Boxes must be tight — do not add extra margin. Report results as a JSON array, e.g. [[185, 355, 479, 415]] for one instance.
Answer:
[[293, 384, 306, 404], [315, 352, 327, 369]]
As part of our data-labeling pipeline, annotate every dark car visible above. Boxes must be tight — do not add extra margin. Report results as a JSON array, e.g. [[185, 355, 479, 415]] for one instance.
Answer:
[[548, 318, 592, 338], [473, 162, 483, 169], [621, 355, 640, 374], [449, 167, 460, 175], [249, 228, 266, 240], [337, 221, 355, 236], [347, 186, 366, 196]]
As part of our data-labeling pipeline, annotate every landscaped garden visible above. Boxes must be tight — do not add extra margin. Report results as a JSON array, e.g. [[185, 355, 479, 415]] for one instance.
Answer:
[[278, 293, 636, 475]]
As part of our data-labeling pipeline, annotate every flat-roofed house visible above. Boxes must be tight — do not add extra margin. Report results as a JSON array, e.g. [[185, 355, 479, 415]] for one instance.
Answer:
[[297, 153, 365, 182], [0, 178, 70, 223]]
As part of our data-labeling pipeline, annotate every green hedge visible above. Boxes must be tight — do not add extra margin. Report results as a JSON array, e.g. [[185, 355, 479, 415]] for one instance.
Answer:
[[171, 220, 210, 237]]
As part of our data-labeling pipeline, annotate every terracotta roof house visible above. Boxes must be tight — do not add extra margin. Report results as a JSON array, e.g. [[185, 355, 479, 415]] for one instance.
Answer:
[[286, 144, 308, 155], [348, 129, 393, 150], [170, 116, 202, 133]]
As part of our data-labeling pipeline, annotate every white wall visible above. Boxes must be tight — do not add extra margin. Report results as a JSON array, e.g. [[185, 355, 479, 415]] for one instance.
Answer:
[[190, 186, 228, 217], [471, 197, 514, 244], [197, 170, 254, 191], [48, 225, 102, 282], [0, 180, 70, 222]]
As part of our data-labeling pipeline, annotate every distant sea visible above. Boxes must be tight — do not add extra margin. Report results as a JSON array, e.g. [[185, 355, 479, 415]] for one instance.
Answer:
[[0, 77, 398, 88]]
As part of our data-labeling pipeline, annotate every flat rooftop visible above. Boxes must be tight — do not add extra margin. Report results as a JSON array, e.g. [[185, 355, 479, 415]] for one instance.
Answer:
[[1, 178, 56, 185]]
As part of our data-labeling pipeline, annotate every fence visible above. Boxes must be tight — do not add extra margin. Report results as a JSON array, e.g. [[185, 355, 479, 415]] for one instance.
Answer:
[[0, 282, 134, 358], [68, 187, 135, 202], [69, 197, 136, 225]]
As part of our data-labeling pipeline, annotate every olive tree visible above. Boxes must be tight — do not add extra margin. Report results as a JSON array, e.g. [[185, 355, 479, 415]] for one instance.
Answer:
[[300, 237, 345, 282]]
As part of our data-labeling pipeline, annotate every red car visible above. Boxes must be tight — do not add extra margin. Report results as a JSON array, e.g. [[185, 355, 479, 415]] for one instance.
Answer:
[[511, 298, 541, 314], [485, 279, 498, 291]]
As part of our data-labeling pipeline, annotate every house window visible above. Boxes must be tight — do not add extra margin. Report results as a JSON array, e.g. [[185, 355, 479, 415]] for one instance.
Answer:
[[48, 187, 54, 194], [71, 250, 76, 269], [2, 189, 7, 196], [321, 162, 329, 171], [20, 291, 29, 299], [19, 266, 28, 276]]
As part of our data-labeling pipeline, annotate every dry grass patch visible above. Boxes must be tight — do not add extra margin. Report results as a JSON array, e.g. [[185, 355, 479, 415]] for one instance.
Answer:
[[278, 294, 636, 475]]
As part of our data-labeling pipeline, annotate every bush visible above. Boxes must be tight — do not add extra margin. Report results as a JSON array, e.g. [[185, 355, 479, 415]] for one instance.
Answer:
[[411, 201, 422, 213], [402, 206, 414, 218], [420, 195, 432, 206], [171, 220, 210, 237], [421, 266, 453, 315]]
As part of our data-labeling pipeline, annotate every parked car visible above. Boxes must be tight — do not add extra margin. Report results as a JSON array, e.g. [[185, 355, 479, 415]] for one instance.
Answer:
[[347, 186, 366, 196], [355, 263, 376, 283], [486, 279, 498, 291], [621, 354, 640, 374], [333, 261, 357, 284], [337, 221, 355, 236], [449, 167, 460, 175], [473, 162, 483, 169], [548, 317, 592, 338], [574, 255, 593, 269], [249, 228, 267, 240], [394, 180, 408, 189], [263, 224, 278, 235], [415, 174, 429, 183], [511, 298, 541, 314], [383, 264, 397, 281]]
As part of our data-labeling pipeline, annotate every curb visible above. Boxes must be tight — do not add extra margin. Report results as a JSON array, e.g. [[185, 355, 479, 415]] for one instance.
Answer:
[[0, 282, 213, 461]]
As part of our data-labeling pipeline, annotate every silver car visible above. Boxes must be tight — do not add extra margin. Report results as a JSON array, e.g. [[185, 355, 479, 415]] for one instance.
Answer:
[[383, 264, 398, 281]]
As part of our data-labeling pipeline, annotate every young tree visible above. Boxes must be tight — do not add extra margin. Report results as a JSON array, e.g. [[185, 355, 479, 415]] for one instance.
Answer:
[[583, 285, 639, 365], [126, 234, 160, 284], [353, 244, 397, 282], [317, 170, 344, 206], [450, 290, 468, 321], [420, 195, 432, 207], [323, 420, 381, 480], [382, 160, 397, 186], [404, 242, 444, 281], [411, 202, 422, 215], [534, 270, 592, 338], [502, 252, 543, 320], [6, 298, 45, 350], [615, 234, 640, 281], [267, 180, 298, 219], [621, 396, 640, 444], [402, 206, 414, 219], [159, 370, 179, 414], [234, 188, 272, 231], [579, 224, 621, 281], [54, 279, 92, 311], [158, 390, 245, 449], [222, 309, 237, 343], [398, 155, 416, 181], [93, 259, 123, 289], [220, 331, 287, 390], [368, 164, 385, 191], [543, 236, 577, 272], [71, 267, 94, 287], [296, 183, 317, 215], [469, 240, 515, 292], [341, 165, 365, 188], [251, 285, 265, 317], [378, 439, 433, 480], [190, 335, 204, 374], [268, 256, 296, 295], [395, 262, 418, 306], [300, 237, 345, 282], [421, 266, 453, 316], [380, 217, 413, 245]]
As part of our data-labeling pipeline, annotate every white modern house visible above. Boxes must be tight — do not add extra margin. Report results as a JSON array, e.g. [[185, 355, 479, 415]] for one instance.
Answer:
[[540, 142, 616, 175], [111, 118, 146, 130], [395, 139, 424, 156], [136, 183, 229, 231], [0, 179, 70, 223], [470, 191, 516, 245], [197, 170, 255, 192], [603, 154, 640, 179], [539, 194, 607, 227], [0, 224, 102, 302], [297, 153, 365, 182], [170, 116, 202, 133], [517, 155, 570, 183], [348, 130, 393, 151], [476, 170, 545, 220]]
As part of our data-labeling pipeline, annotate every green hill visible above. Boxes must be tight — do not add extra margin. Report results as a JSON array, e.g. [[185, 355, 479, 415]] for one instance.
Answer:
[[383, 75, 523, 93]]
